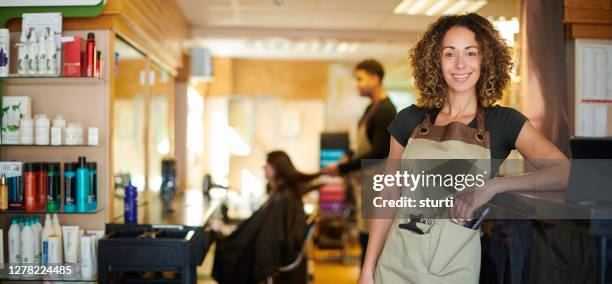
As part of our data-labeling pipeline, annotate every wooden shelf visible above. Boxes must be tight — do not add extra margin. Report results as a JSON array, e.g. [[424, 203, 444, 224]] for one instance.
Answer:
[[1, 76, 105, 85], [0, 144, 97, 148], [0, 207, 105, 215]]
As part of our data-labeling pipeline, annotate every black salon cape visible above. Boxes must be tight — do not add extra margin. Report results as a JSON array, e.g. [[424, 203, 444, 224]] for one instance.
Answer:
[[212, 187, 306, 284]]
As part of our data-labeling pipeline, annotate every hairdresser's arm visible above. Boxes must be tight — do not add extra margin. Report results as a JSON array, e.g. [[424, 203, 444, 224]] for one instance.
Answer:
[[359, 137, 404, 284], [452, 122, 570, 219]]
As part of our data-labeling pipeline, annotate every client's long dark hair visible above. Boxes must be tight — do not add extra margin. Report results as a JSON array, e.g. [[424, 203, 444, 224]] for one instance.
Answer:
[[267, 150, 319, 195]]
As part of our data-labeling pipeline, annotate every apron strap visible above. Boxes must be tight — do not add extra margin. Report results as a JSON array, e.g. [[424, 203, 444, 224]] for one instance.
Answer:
[[475, 107, 486, 142], [417, 107, 487, 141], [417, 110, 434, 135]]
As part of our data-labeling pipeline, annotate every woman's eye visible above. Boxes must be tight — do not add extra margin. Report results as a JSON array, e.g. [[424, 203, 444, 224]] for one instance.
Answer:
[[467, 51, 478, 56], [444, 53, 454, 58]]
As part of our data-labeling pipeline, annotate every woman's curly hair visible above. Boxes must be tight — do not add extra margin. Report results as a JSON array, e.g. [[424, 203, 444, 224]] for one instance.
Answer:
[[409, 13, 513, 108]]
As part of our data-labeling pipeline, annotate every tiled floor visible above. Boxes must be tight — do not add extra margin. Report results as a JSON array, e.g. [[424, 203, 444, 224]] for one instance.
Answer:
[[197, 243, 362, 284]]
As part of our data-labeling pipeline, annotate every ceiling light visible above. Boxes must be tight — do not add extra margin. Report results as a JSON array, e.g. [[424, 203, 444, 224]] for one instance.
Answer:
[[394, 0, 487, 16], [337, 42, 349, 53], [407, 0, 429, 14], [393, 0, 414, 14], [348, 43, 360, 53], [465, 0, 487, 12], [425, 0, 450, 16], [442, 0, 468, 15]]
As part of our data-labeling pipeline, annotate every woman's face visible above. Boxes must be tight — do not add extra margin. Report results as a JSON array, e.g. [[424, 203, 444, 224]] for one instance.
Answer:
[[264, 162, 275, 181], [440, 26, 482, 96]]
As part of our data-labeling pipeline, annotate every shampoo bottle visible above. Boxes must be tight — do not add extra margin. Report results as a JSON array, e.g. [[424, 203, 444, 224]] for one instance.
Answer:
[[32, 217, 41, 264], [8, 218, 21, 264], [42, 214, 54, 265], [21, 219, 35, 264], [52, 214, 63, 263], [76, 157, 90, 212]]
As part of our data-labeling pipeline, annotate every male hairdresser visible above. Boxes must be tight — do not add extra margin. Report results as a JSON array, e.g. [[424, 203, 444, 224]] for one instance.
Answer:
[[321, 59, 396, 265]]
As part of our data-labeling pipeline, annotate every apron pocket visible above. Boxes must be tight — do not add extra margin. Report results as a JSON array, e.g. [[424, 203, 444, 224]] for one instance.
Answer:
[[428, 220, 481, 281], [375, 225, 432, 283]]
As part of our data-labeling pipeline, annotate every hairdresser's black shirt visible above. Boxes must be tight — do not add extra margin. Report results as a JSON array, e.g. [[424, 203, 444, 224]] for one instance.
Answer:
[[338, 97, 397, 174], [388, 104, 528, 162]]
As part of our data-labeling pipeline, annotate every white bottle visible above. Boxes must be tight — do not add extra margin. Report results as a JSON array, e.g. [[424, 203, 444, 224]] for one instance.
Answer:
[[21, 220, 35, 264], [52, 214, 63, 263], [37, 28, 47, 74], [32, 218, 41, 264], [0, 28, 10, 77], [20, 116, 34, 145], [35, 114, 50, 145], [42, 214, 54, 266], [80, 235, 93, 278], [65, 123, 83, 145], [46, 28, 57, 75], [27, 29, 38, 75], [0, 229, 4, 264], [51, 116, 66, 145], [8, 218, 21, 264], [17, 31, 29, 75]]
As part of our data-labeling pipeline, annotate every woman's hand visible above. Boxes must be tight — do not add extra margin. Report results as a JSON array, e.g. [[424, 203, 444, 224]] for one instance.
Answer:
[[358, 270, 375, 284], [450, 184, 496, 220]]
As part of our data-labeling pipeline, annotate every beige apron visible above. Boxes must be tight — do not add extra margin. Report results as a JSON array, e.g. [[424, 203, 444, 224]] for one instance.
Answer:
[[352, 122, 373, 233], [374, 108, 491, 284]]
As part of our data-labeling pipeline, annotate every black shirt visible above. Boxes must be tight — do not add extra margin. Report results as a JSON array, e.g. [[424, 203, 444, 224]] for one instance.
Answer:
[[338, 97, 397, 174], [387, 104, 528, 161]]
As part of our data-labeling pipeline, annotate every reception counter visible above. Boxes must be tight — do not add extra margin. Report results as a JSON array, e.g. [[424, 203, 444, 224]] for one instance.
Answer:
[[486, 190, 611, 284]]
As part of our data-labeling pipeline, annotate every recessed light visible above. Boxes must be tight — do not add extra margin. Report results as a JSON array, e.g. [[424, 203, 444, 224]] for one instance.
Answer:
[[394, 0, 487, 16]]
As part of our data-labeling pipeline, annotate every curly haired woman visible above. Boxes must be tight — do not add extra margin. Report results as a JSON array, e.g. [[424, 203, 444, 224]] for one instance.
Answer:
[[358, 13, 569, 284]]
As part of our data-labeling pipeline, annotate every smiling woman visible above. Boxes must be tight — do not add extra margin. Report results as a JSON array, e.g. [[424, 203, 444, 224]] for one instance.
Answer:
[[359, 13, 569, 284]]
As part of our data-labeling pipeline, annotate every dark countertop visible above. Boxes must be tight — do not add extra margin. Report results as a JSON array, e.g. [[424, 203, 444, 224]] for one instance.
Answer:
[[488, 190, 612, 235], [112, 189, 224, 227]]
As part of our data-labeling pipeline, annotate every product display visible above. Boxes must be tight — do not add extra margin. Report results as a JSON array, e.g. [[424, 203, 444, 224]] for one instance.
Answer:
[[85, 33, 95, 77], [87, 162, 97, 211], [52, 214, 63, 263], [62, 225, 79, 264], [17, 37, 28, 75], [124, 181, 138, 224], [2, 96, 32, 145], [0, 229, 4, 264], [64, 162, 77, 212], [41, 214, 53, 265], [21, 219, 35, 264], [0, 28, 9, 77], [46, 163, 61, 211], [65, 123, 83, 145], [88, 127, 99, 146], [63, 36, 81, 76], [51, 115, 66, 145], [9, 218, 21, 264], [23, 163, 38, 212], [36, 163, 47, 210], [80, 235, 93, 278], [47, 235, 60, 264], [20, 117, 34, 144], [20, 13, 62, 76], [0, 161, 24, 210], [34, 114, 50, 145], [0, 174, 8, 210], [76, 157, 90, 212]]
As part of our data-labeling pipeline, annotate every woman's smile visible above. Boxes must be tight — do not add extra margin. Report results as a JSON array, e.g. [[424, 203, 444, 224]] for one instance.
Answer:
[[451, 72, 472, 82]]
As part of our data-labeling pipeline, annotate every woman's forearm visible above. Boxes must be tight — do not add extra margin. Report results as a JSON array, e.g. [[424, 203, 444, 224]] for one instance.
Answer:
[[488, 159, 570, 194], [361, 218, 394, 275]]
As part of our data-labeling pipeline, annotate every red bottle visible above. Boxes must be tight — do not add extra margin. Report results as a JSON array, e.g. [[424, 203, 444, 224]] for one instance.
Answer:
[[24, 163, 38, 212], [37, 162, 47, 210], [85, 33, 95, 77]]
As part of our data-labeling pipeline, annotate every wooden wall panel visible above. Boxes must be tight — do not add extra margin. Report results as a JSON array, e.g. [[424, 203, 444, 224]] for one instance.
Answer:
[[233, 59, 328, 100], [564, 0, 612, 38], [564, 0, 611, 9]]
